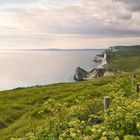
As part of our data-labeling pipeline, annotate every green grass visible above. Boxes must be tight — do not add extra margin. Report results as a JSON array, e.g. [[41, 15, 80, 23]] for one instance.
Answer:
[[0, 73, 140, 140], [0, 77, 115, 139], [106, 45, 140, 72]]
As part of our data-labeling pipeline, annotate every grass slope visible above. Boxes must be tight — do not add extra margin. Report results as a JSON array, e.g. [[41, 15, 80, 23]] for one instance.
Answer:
[[0, 77, 114, 139], [0, 73, 140, 140], [106, 45, 140, 72]]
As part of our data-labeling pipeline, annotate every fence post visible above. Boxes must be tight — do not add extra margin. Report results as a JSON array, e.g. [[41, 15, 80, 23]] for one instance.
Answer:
[[136, 84, 140, 93], [132, 73, 134, 87], [103, 96, 111, 114]]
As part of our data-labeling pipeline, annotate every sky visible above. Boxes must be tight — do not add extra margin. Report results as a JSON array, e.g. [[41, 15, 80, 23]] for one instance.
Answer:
[[0, 0, 140, 49]]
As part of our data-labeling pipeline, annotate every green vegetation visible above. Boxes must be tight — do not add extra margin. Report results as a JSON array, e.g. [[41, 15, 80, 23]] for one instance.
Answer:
[[0, 73, 140, 140], [106, 45, 140, 72], [0, 45, 140, 139]]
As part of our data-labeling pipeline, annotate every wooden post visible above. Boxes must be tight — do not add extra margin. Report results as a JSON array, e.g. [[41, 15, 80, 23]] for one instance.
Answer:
[[136, 84, 140, 93], [103, 96, 111, 114], [132, 72, 136, 87], [132, 73, 134, 87]]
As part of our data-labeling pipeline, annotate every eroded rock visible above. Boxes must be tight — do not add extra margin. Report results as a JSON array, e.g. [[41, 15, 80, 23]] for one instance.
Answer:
[[74, 67, 88, 81]]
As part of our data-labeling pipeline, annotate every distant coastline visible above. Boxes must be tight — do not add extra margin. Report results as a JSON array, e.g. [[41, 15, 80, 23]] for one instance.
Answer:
[[0, 48, 105, 51], [74, 49, 114, 81]]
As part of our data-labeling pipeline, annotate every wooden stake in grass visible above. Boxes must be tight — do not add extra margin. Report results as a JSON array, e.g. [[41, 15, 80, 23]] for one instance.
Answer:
[[132, 72, 134, 87], [136, 84, 140, 93], [103, 96, 111, 114], [132, 72, 136, 87]]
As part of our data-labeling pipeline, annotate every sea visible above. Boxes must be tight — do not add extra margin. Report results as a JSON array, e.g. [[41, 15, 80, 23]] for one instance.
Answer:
[[0, 49, 104, 91]]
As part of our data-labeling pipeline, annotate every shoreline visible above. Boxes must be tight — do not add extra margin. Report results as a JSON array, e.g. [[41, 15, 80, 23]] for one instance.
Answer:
[[0, 49, 103, 91], [74, 51, 113, 81], [0, 50, 104, 91]]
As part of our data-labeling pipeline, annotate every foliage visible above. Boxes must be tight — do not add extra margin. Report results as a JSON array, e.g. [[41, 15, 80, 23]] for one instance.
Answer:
[[106, 45, 140, 72], [0, 72, 139, 140]]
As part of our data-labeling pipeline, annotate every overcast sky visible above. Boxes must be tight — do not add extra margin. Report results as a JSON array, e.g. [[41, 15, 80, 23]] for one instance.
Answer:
[[0, 0, 140, 49]]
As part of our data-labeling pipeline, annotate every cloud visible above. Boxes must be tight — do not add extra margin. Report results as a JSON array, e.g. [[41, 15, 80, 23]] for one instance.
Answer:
[[115, 0, 140, 11], [0, 0, 140, 49], [12, 0, 140, 37], [0, 0, 37, 4]]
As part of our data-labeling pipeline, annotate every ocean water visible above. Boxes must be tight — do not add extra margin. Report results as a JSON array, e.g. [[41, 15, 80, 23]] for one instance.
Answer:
[[0, 49, 104, 91]]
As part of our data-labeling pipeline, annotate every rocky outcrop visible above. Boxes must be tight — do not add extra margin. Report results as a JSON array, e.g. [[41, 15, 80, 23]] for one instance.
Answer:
[[74, 53, 112, 81], [74, 67, 88, 81], [94, 54, 104, 62], [89, 68, 106, 78], [74, 67, 107, 81]]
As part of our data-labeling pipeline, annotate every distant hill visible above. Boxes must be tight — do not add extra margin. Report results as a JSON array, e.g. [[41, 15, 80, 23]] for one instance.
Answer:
[[106, 45, 140, 72]]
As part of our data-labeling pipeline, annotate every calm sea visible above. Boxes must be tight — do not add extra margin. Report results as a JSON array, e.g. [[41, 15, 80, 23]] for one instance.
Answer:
[[0, 49, 104, 91]]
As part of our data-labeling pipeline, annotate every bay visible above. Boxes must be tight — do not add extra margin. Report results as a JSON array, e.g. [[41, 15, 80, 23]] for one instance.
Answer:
[[0, 49, 104, 91]]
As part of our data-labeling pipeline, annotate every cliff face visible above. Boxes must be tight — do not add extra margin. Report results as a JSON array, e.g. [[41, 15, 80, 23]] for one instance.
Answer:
[[74, 53, 109, 81], [74, 67, 107, 81], [94, 55, 103, 62], [74, 67, 88, 81], [89, 68, 106, 78]]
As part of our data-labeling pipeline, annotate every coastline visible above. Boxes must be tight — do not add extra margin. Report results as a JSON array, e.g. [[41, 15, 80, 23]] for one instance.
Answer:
[[0, 49, 103, 91], [74, 51, 113, 81]]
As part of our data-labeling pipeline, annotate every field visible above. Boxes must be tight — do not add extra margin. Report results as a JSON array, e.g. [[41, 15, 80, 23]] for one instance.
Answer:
[[106, 45, 140, 72], [0, 45, 140, 140]]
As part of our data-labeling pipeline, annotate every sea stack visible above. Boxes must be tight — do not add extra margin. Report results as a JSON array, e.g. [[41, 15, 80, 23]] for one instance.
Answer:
[[74, 67, 88, 81], [94, 54, 104, 62]]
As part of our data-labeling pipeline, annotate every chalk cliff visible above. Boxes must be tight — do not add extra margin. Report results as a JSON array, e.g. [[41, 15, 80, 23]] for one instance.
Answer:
[[74, 67, 88, 81], [74, 53, 111, 81]]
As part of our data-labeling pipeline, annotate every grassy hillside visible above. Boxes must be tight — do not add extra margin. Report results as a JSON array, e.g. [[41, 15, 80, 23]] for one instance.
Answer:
[[0, 45, 140, 140], [106, 45, 140, 72], [0, 73, 140, 140], [0, 77, 113, 139]]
